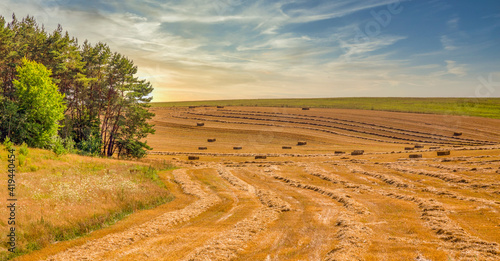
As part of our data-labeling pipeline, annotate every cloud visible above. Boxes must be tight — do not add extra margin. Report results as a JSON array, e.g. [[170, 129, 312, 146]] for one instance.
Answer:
[[445, 60, 467, 77], [446, 17, 459, 30], [236, 34, 312, 51], [440, 35, 457, 51], [427, 0, 452, 13], [340, 34, 407, 60], [481, 13, 500, 19]]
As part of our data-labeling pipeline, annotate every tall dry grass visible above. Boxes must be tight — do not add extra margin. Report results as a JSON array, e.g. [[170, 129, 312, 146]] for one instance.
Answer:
[[0, 145, 173, 260]]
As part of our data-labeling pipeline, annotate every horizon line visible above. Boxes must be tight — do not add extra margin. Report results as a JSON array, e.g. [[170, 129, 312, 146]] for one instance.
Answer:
[[152, 97, 500, 103]]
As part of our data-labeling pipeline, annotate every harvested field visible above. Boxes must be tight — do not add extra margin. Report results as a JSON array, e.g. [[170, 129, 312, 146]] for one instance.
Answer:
[[26, 106, 500, 261]]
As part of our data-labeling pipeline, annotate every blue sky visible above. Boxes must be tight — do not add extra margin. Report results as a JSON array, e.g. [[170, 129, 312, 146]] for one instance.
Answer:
[[1, 0, 500, 101]]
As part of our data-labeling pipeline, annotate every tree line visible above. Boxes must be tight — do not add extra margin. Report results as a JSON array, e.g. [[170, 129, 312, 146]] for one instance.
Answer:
[[0, 14, 155, 158]]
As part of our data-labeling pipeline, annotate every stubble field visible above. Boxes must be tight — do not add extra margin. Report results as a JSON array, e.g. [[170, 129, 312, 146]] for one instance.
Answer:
[[24, 106, 500, 261]]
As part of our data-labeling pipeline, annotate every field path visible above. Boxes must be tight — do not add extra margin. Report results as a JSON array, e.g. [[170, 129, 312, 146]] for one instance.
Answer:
[[35, 159, 500, 261]]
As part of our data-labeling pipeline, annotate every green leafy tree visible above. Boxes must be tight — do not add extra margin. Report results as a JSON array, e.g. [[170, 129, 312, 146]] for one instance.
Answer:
[[13, 58, 66, 148]]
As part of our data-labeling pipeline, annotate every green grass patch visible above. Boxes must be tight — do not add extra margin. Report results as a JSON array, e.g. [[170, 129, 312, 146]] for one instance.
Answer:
[[129, 165, 173, 188], [152, 97, 500, 119]]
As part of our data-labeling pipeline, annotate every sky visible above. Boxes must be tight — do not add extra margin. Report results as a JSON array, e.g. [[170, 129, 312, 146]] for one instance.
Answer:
[[1, 0, 500, 102]]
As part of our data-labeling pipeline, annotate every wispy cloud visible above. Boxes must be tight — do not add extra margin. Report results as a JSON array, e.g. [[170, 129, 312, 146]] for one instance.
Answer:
[[447, 17, 459, 30], [445, 60, 467, 77], [440, 35, 457, 51], [340, 34, 407, 60], [281, 0, 402, 24]]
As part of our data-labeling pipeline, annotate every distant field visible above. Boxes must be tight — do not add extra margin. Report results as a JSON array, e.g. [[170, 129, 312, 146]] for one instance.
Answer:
[[152, 98, 500, 119]]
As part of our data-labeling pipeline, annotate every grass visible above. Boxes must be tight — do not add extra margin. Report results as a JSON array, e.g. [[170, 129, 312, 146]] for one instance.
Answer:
[[152, 97, 500, 119], [0, 145, 175, 260]]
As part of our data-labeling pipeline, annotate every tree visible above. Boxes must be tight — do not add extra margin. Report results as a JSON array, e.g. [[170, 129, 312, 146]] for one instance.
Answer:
[[0, 15, 155, 158], [97, 52, 155, 157], [1, 15, 48, 99], [12, 58, 66, 148], [115, 79, 155, 158]]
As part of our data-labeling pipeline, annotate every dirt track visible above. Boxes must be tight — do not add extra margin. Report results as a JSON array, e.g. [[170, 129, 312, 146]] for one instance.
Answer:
[[27, 107, 500, 260]]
